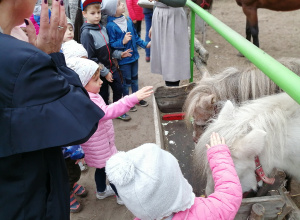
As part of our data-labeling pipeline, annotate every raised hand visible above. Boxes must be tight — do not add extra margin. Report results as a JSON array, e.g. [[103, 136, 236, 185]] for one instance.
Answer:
[[26, 0, 67, 54], [135, 86, 154, 101], [123, 32, 132, 45], [121, 49, 133, 58], [206, 132, 226, 149]]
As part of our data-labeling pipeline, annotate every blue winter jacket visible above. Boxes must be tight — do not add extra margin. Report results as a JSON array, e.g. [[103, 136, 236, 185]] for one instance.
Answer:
[[106, 16, 149, 65]]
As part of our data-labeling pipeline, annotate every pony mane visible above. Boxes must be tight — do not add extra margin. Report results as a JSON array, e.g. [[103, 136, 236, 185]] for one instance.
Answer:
[[195, 93, 299, 176], [184, 57, 300, 124]]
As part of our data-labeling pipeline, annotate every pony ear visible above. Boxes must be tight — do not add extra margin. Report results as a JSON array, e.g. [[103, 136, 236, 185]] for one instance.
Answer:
[[232, 129, 266, 159], [217, 100, 234, 121], [200, 94, 216, 109]]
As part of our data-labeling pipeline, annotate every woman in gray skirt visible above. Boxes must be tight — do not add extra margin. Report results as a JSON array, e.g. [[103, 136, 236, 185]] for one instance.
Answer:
[[150, 0, 190, 86]]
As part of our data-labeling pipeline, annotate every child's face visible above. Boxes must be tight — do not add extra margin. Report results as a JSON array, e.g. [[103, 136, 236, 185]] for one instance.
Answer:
[[83, 4, 101, 25], [85, 69, 103, 94], [115, 0, 125, 17], [63, 24, 74, 43]]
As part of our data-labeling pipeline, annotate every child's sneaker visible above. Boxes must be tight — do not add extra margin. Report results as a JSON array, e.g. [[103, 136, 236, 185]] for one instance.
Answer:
[[117, 113, 131, 121], [138, 100, 148, 107], [96, 185, 116, 199], [116, 196, 124, 205], [73, 182, 88, 197], [70, 192, 82, 213], [78, 161, 88, 172], [129, 106, 137, 112]]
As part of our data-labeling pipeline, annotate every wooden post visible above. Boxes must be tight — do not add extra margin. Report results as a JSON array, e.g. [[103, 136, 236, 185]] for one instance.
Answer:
[[248, 203, 265, 220], [194, 56, 210, 79]]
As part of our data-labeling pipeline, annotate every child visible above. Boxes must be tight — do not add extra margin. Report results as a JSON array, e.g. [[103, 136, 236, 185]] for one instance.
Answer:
[[66, 56, 154, 205], [62, 18, 89, 60], [106, 132, 243, 219], [125, 0, 144, 38], [102, 0, 151, 113], [62, 145, 88, 213], [143, 8, 153, 62], [80, 0, 133, 121]]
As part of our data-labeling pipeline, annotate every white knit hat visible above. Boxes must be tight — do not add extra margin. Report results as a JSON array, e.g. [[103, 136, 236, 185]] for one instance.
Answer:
[[62, 40, 88, 60], [66, 57, 99, 86], [101, 0, 118, 16], [106, 144, 195, 220]]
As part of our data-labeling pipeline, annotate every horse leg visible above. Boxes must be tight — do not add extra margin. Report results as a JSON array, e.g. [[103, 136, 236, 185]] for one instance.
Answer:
[[246, 19, 252, 42], [242, 6, 259, 47]]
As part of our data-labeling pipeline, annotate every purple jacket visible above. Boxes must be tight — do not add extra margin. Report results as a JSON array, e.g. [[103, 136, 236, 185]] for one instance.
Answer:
[[81, 92, 139, 168], [134, 145, 242, 220]]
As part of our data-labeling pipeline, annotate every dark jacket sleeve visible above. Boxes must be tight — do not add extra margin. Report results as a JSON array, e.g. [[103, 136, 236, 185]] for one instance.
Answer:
[[159, 0, 187, 7], [80, 31, 99, 64]]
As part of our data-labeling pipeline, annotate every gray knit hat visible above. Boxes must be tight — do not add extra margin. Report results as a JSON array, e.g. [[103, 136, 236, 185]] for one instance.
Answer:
[[67, 18, 74, 29], [101, 0, 118, 16]]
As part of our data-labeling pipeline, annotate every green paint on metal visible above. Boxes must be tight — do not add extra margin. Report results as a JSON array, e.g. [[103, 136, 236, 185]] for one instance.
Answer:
[[190, 10, 196, 82], [186, 0, 300, 104]]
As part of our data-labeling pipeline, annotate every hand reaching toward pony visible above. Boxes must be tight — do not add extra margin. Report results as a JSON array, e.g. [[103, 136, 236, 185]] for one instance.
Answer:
[[135, 86, 154, 101], [206, 132, 225, 149]]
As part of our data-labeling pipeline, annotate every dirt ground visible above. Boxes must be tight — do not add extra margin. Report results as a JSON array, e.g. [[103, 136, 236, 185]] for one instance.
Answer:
[[71, 1, 300, 219]]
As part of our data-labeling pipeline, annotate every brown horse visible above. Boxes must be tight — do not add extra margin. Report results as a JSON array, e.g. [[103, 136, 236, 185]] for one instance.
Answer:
[[235, 0, 300, 47], [193, 0, 300, 47]]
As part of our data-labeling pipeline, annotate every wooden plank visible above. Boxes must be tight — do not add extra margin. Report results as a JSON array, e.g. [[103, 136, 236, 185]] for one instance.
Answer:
[[278, 188, 300, 220], [154, 83, 196, 113], [256, 168, 286, 197], [235, 195, 285, 219]]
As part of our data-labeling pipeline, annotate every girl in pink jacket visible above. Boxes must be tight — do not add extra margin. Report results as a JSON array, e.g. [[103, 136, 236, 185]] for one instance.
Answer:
[[66, 57, 153, 205], [106, 132, 243, 220]]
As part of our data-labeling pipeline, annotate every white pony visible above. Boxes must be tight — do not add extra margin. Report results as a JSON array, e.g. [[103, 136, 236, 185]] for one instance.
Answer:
[[184, 57, 300, 142], [195, 93, 300, 194]]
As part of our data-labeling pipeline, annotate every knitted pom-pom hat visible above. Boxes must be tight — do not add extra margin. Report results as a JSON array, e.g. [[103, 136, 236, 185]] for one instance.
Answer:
[[106, 144, 195, 220], [81, 0, 102, 10], [62, 40, 88, 60], [66, 57, 99, 87]]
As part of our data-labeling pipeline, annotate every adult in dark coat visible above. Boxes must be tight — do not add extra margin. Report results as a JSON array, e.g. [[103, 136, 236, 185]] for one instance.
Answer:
[[0, 0, 104, 219]]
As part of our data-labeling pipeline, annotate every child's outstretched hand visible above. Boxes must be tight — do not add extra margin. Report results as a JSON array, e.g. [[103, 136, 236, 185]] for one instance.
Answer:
[[123, 32, 132, 45], [146, 42, 151, 48], [135, 86, 154, 101], [206, 132, 225, 149], [121, 49, 133, 58]]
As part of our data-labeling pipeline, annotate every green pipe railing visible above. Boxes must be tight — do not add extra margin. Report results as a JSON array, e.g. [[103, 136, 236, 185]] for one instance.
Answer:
[[187, 0, 300, 104]]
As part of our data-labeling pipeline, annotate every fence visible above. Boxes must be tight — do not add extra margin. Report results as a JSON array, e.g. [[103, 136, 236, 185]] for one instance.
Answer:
[[187, 0, 300, 104]]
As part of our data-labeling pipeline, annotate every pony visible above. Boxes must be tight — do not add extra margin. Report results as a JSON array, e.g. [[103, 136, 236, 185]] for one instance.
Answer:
[[183, 57, 300, 142], [195, 92, 300, 195], [234, 0, 300, 47]]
